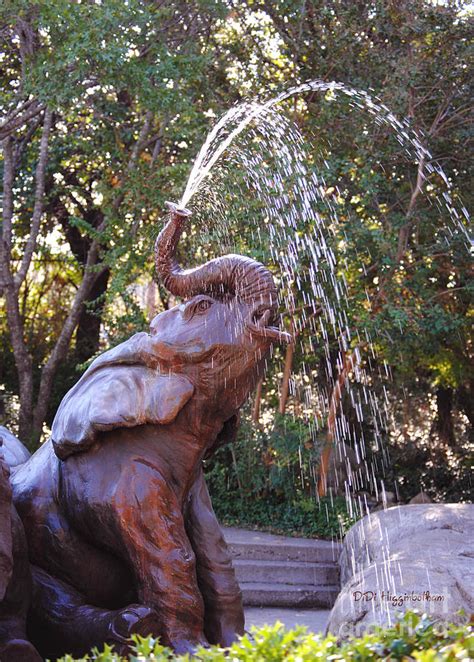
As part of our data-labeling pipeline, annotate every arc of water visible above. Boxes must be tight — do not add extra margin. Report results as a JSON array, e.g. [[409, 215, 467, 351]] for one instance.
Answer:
[[174, 78, 471, 523], [181, 82, 345, 207], [180, 79, 470, 245]]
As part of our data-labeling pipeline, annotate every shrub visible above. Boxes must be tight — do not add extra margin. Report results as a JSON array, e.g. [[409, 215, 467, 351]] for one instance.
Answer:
[[57, 612, 472, 661], [205, 413, 358, 539], [211, 493, 356, 539]]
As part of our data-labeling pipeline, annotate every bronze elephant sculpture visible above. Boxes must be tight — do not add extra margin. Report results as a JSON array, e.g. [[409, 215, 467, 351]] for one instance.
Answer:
[[0, 437, 41, 661], [11, 205, 291, 658]]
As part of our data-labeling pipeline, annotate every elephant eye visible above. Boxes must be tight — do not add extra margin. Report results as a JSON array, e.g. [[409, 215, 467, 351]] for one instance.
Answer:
[[197, 299, 212, 312], [183, 297, 214, 320]]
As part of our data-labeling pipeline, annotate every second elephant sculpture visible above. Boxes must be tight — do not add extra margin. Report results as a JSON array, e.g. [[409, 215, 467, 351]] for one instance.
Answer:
[[0, 438, 41, 662], [11, 204, 292, 658]]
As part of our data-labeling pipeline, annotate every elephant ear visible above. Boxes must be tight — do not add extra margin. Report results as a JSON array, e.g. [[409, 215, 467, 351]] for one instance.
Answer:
[[51, 365, 194, 460], [0, 449, 13, 601]]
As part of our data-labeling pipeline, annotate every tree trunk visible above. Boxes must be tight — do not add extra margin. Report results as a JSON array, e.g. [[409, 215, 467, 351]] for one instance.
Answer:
[[252, 378, 263, 424], [457, 382, 474, 429], [436, 386, 456, 447], [1, 101, 154, 445], [74, 268, 110, 363], [30, 245, 101, 443], [318, 352, 356, 497], [3, 287, 34, 442], [278, 312, 321, 416]]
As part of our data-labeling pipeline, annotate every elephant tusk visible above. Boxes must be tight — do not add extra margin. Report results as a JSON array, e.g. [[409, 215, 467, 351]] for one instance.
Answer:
[[265, 327, 294, 344], [257, 309, 271, 328], [246, 312, 294, 344]]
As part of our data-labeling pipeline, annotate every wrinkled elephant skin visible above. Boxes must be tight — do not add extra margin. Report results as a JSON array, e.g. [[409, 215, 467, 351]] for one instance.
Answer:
[[11, 208, 290, 658]]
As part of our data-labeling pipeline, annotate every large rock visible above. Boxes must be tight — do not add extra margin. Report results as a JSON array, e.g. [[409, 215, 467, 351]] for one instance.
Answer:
[[327, 504, 474, 637]]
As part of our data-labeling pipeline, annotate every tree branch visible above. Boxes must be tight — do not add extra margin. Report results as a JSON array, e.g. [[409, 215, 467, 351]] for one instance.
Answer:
[[127, 109, 154, 172], [0, 137, 14, 285], [0, 99, 45, 141], [32, 240, 103, 437], [15, 108, 53, 288], [318, 352, 358, 497], [111, 110, 154, 213], [426, 286, 467, 303], [1, 137, 34, 438]]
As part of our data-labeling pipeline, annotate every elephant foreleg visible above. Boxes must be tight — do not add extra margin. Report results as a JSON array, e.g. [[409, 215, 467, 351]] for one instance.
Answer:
[[106, 462, 208, 653], [28, 566, 160, 660], [185, 467, 244, 646]]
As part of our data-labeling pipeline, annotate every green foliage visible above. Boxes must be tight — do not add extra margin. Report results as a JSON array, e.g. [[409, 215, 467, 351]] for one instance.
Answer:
[[205, 414, 357, 538], [211, 493, 355, 540], [220, 0, 473, 498], [56, 612, 473, 661], [0, 0, 234, 436], [382, 419, 473, 503]]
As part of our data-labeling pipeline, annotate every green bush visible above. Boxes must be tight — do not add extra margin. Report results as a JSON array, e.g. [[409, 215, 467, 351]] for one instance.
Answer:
[[212, 493, 356, 540], [57, 612, 472, 661], [205, 413, 357, 539]]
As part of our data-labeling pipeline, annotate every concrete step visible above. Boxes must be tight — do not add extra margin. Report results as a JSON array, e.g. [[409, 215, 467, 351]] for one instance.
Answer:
[[234, 559, 339, 586], [224, 527, 341, 564], [240, 582, 340, 609]]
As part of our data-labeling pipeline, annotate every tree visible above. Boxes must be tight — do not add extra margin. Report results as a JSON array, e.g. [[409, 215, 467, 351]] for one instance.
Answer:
[[223, 0, 472, 498], [0, 0, 229, 444]]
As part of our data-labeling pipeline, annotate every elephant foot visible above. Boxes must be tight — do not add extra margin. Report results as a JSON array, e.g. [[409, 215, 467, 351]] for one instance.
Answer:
[[107, 604, 161, 654], [167, 633, 209, 655], [0, 639, 42, 662], [215, 628, 241, 648], [107, 605, 208, 655]]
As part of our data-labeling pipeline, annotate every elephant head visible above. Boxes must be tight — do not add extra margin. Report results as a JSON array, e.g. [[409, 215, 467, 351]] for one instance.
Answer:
[[152, 203, 291, 396], [51, 203, 291, 460], [155, 202, 291, 343]]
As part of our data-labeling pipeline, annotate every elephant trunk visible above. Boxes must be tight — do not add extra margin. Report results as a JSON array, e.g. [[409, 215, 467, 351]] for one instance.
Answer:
[[155, 203, 278, 315]]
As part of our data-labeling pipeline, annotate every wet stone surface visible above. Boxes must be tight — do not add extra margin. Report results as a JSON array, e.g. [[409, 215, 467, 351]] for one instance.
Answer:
[[327, 504, 474, 636]]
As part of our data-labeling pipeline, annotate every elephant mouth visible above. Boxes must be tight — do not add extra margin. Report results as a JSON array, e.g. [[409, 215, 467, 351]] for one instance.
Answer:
[[246, 309, 293, 344], [151, 338, 215, 365]]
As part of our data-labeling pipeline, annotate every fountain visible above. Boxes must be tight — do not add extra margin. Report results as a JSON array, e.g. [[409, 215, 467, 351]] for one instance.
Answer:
[[174, 79, 470, 511], [161, 79, 471, 631], [1, 80, 471, 655]]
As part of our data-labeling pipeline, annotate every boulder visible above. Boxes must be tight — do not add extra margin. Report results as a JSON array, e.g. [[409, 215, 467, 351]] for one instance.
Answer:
[[371, 490, 397, 512], [327, 504, 474, 637]]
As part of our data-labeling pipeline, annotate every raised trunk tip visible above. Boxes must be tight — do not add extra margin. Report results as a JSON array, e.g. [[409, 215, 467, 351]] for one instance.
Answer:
[[165, 201, 192, 219]]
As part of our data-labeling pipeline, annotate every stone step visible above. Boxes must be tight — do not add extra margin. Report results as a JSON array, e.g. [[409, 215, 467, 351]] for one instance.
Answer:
[[224, 527, 341, 564], [234, 559, 339, 586], [240, 582, 340, 609]]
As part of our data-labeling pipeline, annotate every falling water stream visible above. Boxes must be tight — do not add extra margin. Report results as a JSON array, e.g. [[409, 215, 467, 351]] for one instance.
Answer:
[[170, 80, 470, 624]]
